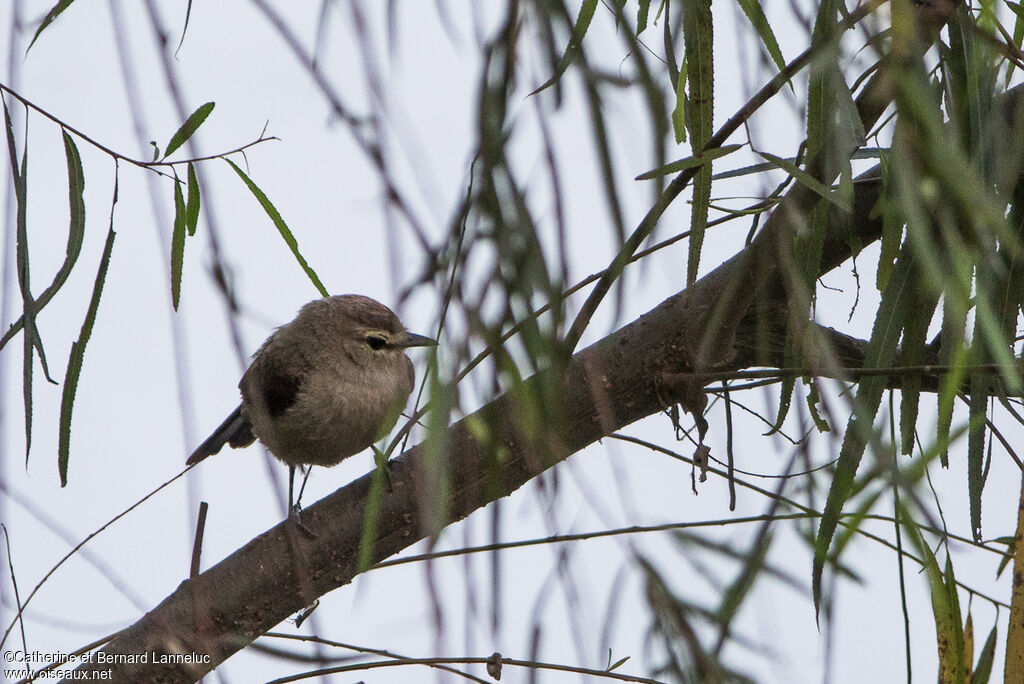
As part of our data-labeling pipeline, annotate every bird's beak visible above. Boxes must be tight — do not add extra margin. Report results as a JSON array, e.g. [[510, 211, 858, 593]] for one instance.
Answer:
[[398, 332, 437, 348]]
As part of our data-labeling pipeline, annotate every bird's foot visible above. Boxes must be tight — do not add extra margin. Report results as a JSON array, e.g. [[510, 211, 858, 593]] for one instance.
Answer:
[[289, 504, 317, 539]]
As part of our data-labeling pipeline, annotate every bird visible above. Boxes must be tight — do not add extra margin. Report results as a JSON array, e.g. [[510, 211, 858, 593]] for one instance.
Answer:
[[187, 294, 435, 516]]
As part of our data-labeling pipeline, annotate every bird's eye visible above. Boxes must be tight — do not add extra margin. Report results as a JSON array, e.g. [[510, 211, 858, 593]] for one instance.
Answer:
[[365, 335, 388, 350]]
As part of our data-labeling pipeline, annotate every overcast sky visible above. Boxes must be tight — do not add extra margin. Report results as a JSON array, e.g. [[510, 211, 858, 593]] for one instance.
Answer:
[[1, 2, 1021, 683]]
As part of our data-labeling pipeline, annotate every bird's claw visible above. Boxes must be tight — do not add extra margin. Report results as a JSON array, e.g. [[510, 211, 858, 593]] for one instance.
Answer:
[[289, 504, 317, 539]]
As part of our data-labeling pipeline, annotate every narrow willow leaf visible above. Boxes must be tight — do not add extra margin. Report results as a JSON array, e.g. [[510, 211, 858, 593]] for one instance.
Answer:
[[683, 0, 713, 287], [670, 62, 688, 145], [794, 49, 855, 312], [712, 148, 884, 182], [973, 623, 996, 684], [176, 0, 194, 54], [931, 555, 958, 680], [636, 145, 742, 180], [993, 535, 1016, 578], [60, 224, 117, 487], [937, 259, 971, 466], [899, 286, 939, 454], [941, 556, 967, 683], [876, 155, 901, 290], [171, 178, 187, 310], [27, 0, 77, 52], [964, 613, 975, 684], [967, 371, 987, 541], [1007, 180, 1024, 326], [0, 131, 91, 356], [53, 131, 86, 293], [185, 162, 200, 236], [163, 102, 214, 159], [226, 159, 328, 297], [806, 3, 834, 166], [735, 0, 788, 79], [806, 378, 830, 432], [946, 4, 997, 159], [826, 484, 885, 571], [6, 99, 35, 460], [767, 377, 795, 435], [529, 0, 598, 96], [636, 0, 651, 34], [813, 250, 917, 615], [715, 528, 773, 646], [1008, 472, 1024, 684], [901, 506, 965, 684], [757, 152, 851, 212]]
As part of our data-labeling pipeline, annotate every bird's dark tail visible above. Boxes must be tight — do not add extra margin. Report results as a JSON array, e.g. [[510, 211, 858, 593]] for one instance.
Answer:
[[186, 405, 255, 465]]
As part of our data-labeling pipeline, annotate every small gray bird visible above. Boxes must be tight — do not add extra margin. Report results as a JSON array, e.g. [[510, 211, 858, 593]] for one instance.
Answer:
[[187, 294, 434, 514]]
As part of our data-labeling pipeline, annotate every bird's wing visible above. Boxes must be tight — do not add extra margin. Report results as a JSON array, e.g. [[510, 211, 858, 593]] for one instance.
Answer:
[[244, 334, 311, 418], [260, 356, 306, 417]]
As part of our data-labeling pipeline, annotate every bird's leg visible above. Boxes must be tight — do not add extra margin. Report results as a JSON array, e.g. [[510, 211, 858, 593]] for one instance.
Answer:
[[287, 465, 317, 539], [372, 446, 393, 493], [296, 466, 313, 507], [288, 465, 299, 519]]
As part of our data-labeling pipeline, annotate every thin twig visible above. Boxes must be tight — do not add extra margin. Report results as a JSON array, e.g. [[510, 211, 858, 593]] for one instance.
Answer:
[[189, 501, 209, 579], [0, 81, 277, 171], [0, 468, 192, 651]]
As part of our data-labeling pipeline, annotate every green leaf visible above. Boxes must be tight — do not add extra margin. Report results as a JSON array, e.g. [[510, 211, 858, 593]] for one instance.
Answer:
[[806, 378, 831, 432], [973, 623, 997, 684], [936, 555, 966, 683], [636, 0, 651, 34], [225, 159, 329, 297], [56, 131, 86, 286], [635, 145, 741, 181], [530, 0, 599, 96], [767, 377, 795, 436], [6, 98, 34, 460], [0, 133, 88, 355], [176, 0, 194, 55], [27, 0, 78, 52], [735, 0, 788, 79], [876, 154, 901, 290], [185, 162, 200, 236], [670, 61, 689, 145], [608, 656, 630, 672], [900, 506, 965, 684], [682, 0, 713, 287], [967, 370, 988, 541], [171, 177, 187, 310], [936, 258, 970, 467], [898, 285, 939, 454], [757, 152, 852, 212], [60, 220, 117, 487], [993, 535, 1016, 578], [813, 249, 917, 616], [163, 102, 214, 159]]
